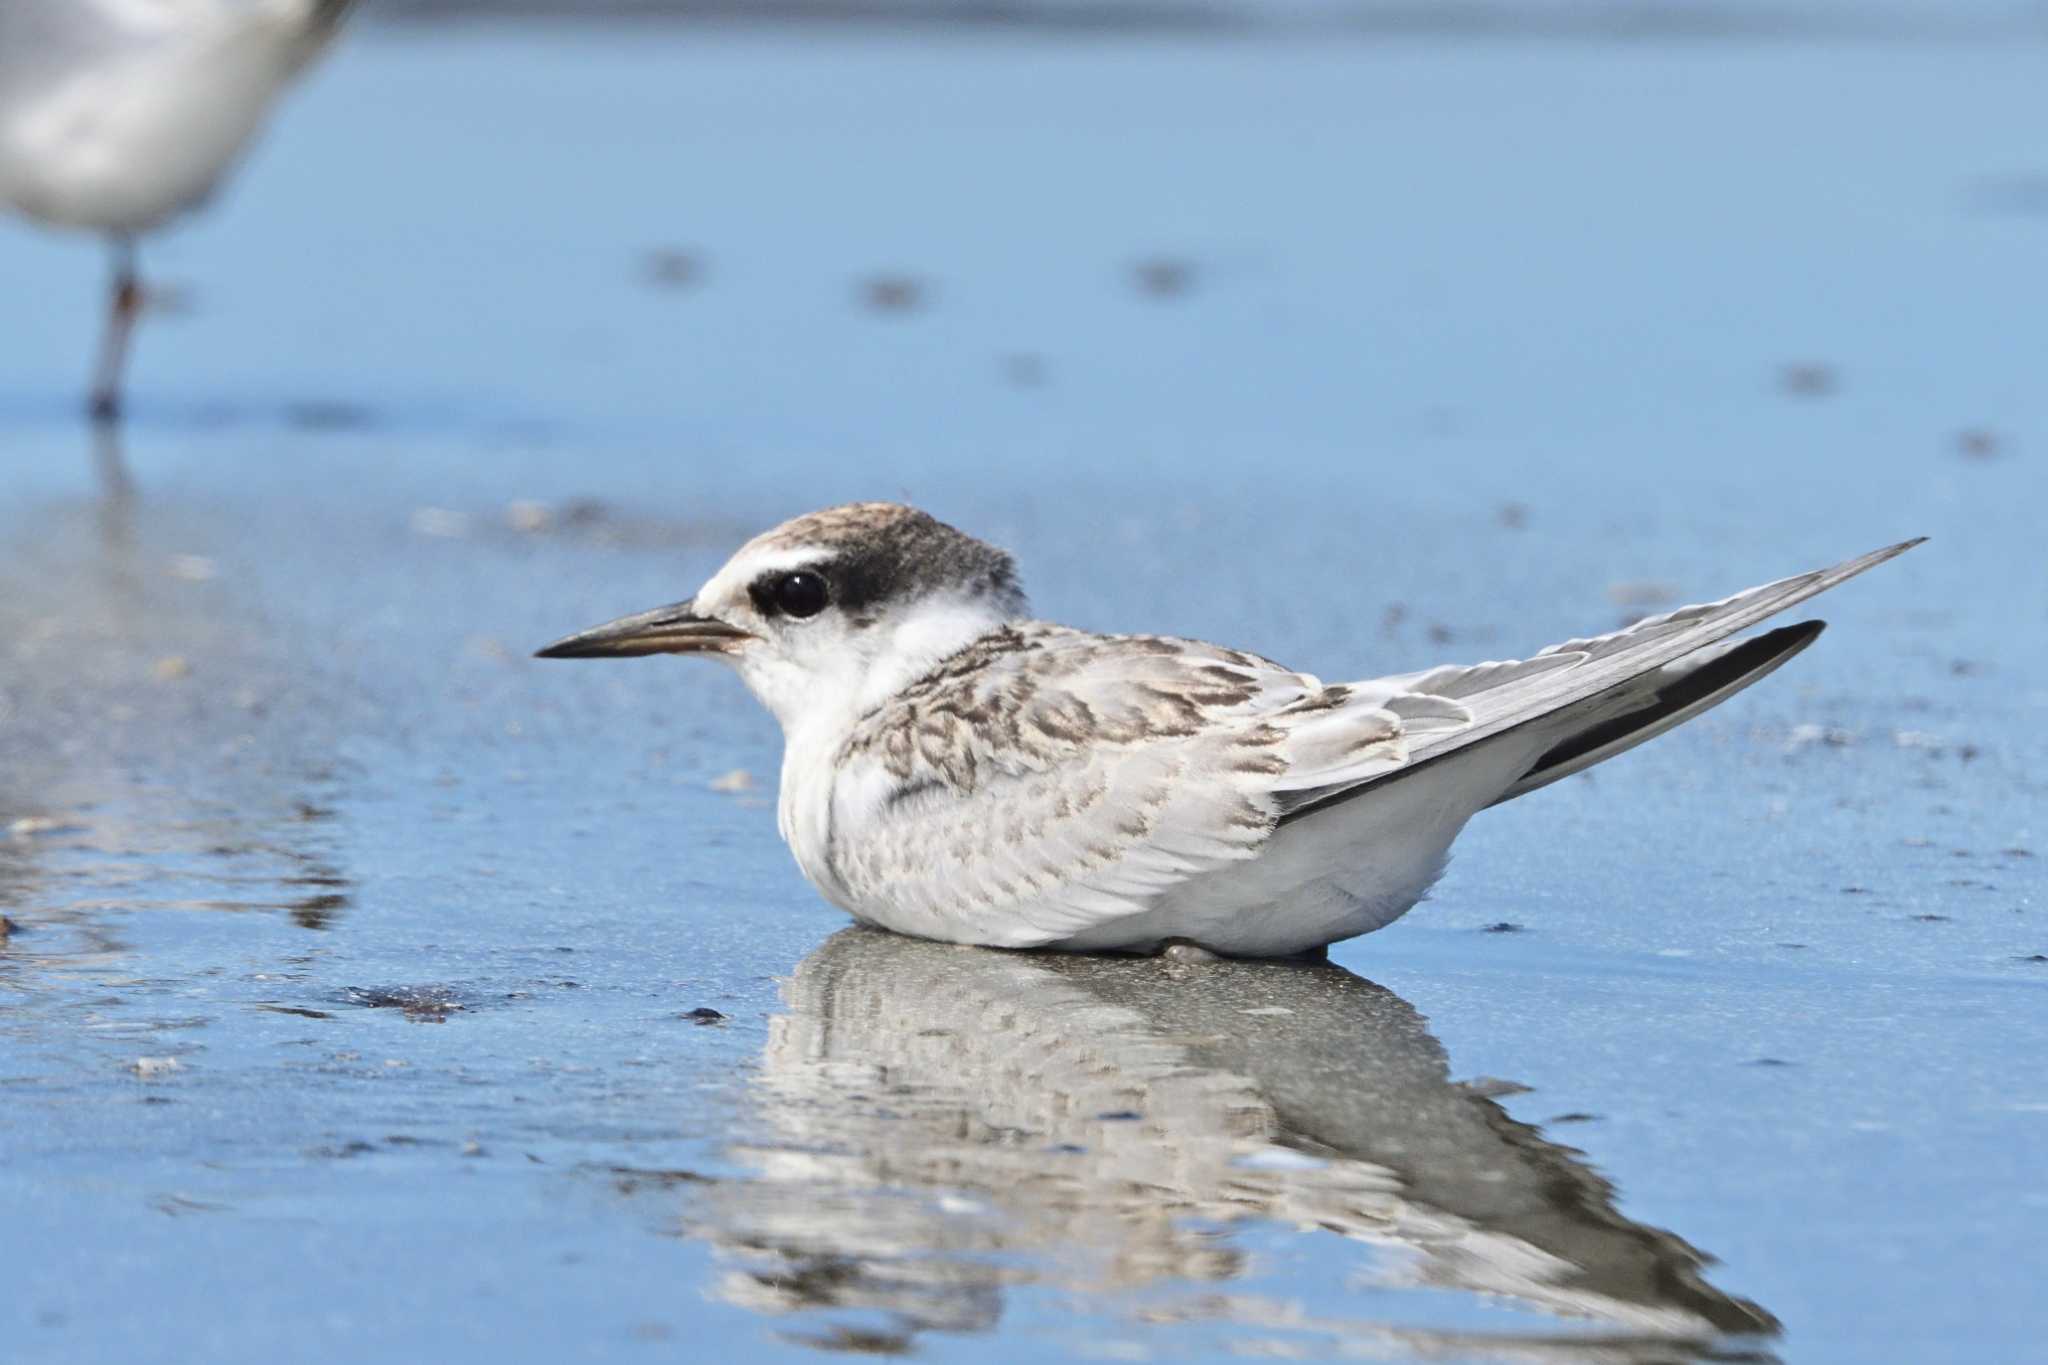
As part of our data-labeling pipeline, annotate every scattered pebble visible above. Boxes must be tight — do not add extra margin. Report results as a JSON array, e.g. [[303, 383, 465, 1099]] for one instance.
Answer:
[[1379, 604, 1406, 637], [1786, 723, 1857, 751], [1778, 362, 1838, 398], [283, 401, 374, 432], [410, 507, 470, 539], [1426, 622, 1454, 645], [1955, 428, 2005, 459], [1130, 256, 1196, 299], [151, 656, 191, 683], [1745, 1057, 1795, 1068], [1911, 914, 1952, 923], [308, 1140, 379, 1160], [605, 1165, 711, 1191], [2017, 955, 2048, 965], [798, 1329, 916, 1357], [1547, 1112, 1601, 1125], [167, 554, 217, 582], [858, 274, 926, 314], [256, 1004, 334, 1021], [152, 1194, 227, 1216], [1967, 174, 2048, 215], [1496, 502, 1528, 530], [342, 985, 467, 1023], [505, 500, 552, 533], [681, 1007, 726, 1025], [1480, 921, 1524, 934], [642, 248, 703, 289], [999, 352, 1048, 387], [2003, 848, 2035, 860], [1607, 580, 1678, 608], [707, 768, 754, 794], [130, 1057, 183, 1080], [1095, 1110, 1143, 1122]]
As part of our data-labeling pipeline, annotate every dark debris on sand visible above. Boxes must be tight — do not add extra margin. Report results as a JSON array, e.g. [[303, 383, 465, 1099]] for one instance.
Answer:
[[341, 985, 471, 1023]]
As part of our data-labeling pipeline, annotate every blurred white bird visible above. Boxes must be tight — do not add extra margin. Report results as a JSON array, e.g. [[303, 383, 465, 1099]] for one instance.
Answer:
[[538, 503, 1921, 959], [0, 0, 355, 420]]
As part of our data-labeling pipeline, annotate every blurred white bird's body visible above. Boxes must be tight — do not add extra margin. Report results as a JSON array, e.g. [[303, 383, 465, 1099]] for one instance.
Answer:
[[0, 0, 352, 416]]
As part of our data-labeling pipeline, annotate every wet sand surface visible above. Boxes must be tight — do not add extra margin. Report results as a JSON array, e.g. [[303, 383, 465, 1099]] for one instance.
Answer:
[[3, 20, 2045, 1364]]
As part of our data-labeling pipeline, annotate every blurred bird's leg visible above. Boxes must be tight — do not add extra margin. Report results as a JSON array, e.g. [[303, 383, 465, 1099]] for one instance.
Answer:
[[89, 235, 143, 424]]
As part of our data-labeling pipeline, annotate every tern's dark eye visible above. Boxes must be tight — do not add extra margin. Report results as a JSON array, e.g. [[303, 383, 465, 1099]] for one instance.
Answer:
[[771, 570, 830, 619]]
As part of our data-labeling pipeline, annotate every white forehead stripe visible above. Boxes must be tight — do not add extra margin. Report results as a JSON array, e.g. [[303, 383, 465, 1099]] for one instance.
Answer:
[[697, 544, 834, 608]]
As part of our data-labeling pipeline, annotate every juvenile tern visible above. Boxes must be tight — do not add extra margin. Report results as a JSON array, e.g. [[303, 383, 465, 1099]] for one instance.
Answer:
[[538, 504, 1920, 958], [0, 0, 355, 420]]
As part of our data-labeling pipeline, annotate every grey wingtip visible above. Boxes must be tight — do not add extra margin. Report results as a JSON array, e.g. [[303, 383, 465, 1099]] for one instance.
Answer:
[[1833, 536, 1926, 582]]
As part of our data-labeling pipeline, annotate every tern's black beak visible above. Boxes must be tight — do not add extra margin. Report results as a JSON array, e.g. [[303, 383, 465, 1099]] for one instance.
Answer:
[[534, 600, 753, 659]]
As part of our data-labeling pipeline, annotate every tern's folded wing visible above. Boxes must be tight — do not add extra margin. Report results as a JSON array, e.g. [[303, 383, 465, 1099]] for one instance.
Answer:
[[825, 624, 1442, 948]]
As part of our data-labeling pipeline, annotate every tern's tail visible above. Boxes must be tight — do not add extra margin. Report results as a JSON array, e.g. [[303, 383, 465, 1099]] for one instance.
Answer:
[[1483, 620, 1822, 807], [1278, 538, 1919, 828]]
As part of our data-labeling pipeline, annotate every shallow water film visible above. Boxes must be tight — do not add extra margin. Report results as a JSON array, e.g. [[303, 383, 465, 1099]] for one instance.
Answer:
[[3, 10, 2045, 1364]]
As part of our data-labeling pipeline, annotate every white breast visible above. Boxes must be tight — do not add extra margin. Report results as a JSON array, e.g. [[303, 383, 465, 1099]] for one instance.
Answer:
[[778, 718, 868, 916]]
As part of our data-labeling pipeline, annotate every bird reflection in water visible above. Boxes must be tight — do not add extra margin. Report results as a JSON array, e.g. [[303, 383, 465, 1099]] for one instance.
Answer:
[[680, 928, 1778, 1359], [0, 445, 354, 949]]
